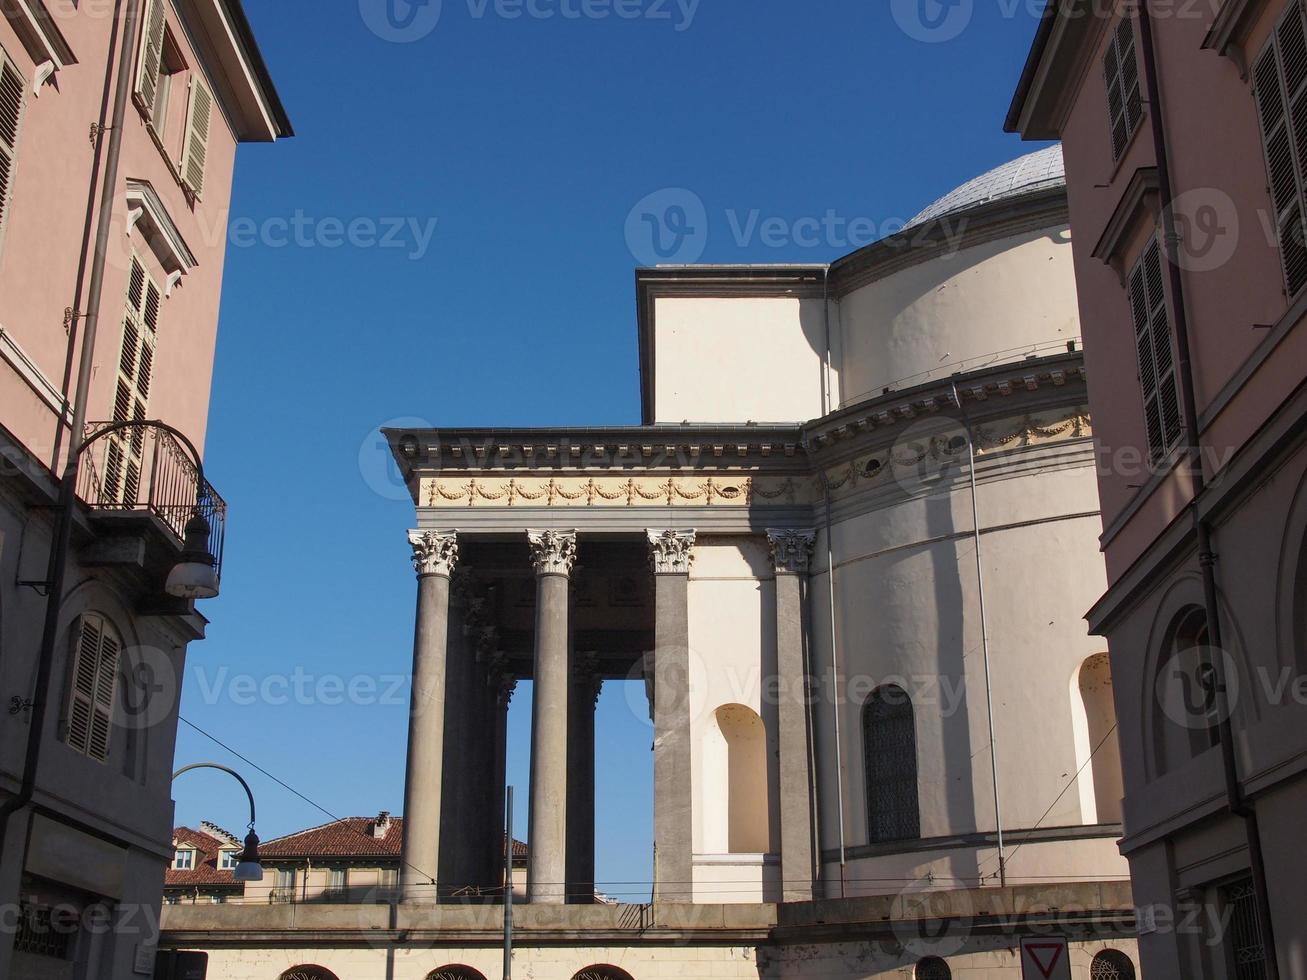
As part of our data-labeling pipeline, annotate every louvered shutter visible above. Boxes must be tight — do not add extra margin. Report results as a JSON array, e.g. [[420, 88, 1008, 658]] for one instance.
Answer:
[[1129, 239, 1182, 461], [134, 0, 167, 116], [0, 58, 23, 239], [66, 614, 121, 762], [104, 259, 160, 504], [1104, 14, 1143, 161], [180, 75, 212, 199], [1255, 1, 1307, 297]]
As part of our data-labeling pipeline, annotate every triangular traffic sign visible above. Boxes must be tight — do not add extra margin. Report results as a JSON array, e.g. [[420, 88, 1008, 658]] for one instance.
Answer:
[[1025, 942, 1064, 979]]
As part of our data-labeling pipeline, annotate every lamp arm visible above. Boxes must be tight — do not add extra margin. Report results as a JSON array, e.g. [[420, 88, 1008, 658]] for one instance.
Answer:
[[172, 763, 257, 828]]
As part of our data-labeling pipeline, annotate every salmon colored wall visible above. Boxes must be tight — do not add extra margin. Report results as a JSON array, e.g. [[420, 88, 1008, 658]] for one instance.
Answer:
[[0, 0, 240, 474], [1057, 1, 1307, 581]]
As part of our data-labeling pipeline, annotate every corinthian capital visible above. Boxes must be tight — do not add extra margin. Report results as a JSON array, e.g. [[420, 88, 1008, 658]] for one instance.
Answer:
[[767, 529, 816, 575], [527, 529, 578, 576], [408, 530, 459, 578], [647, 529, 696, 575]]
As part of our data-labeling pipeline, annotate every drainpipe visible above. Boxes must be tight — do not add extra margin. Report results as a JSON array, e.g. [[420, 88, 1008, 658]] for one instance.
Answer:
[[952, 385, 1006, 887], [0, 0, 141, 848], [1137, 4, 1279, 975]]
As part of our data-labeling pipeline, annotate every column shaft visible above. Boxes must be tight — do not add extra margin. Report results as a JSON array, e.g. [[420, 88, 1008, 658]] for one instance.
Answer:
[[526, 530, 576, 904], [400, 531, 458, 903], [567, 665, 597, 904]]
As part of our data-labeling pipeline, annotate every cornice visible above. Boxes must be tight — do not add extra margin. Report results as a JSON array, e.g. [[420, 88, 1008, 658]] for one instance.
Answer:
[[1091, 167, 1160, 277], [1006, 0, 1114, 140], [1202, 0, 1270, 76]]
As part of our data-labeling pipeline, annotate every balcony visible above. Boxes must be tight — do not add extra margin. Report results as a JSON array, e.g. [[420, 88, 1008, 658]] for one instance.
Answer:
[[75, 422, 226, 588]]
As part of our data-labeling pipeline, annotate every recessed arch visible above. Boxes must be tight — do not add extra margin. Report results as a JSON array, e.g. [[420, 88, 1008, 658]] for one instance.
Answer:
[[1152, 605, 1218, 776], [915, 955, 952, 980], [863, 684, 920, 843], [1073, 653, 1123, 823], [278, 968, 340, 980], [572, 967, 635, 980], [1090, 949, 1137, 980], [1275, 465, 1307, 673], [427, 968, 488, 980], [702, 704, 770, 853]]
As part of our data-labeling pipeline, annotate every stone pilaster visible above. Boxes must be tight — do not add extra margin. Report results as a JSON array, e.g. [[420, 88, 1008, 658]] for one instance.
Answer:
[[768, 528, 817, 903], [526, 529, 577, 904], [401, 530, 459, 903], [647, 529, 695, 904]]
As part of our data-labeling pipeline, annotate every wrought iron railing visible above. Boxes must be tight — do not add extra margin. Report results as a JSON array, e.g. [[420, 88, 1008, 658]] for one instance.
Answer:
[[76, 422, 226, 582]]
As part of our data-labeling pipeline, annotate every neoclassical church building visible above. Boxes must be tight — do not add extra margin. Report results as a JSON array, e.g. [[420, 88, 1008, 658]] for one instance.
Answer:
[[162, 148, 1141, 980]]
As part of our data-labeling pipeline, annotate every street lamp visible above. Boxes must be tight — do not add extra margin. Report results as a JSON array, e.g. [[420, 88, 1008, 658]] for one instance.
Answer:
[[165, 511, 220, 600], [172, 763, 263, 882]]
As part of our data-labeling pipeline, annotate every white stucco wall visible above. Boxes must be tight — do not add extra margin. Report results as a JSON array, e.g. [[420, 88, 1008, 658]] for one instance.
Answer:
[[835, 226, 1079, 410]]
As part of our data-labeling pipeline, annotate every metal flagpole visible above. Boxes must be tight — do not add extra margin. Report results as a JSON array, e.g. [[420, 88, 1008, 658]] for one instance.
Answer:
[[503, 785, 514, 980]]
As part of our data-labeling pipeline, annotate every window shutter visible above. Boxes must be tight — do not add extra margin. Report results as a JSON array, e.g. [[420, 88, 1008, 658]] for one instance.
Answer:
[[1129, 239, 1182, 461], [66, 614, 121, 762], [0, 58, 23, 238], [1255, 1, 1307, 297], [180, 75, 213, 199], [1104, 14, 1142, 161], [105, 258, 160, 504], [134, 0, 167, 116]]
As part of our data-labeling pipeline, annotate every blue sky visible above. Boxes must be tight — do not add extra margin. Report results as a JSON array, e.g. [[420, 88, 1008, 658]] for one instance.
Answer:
[[171, 0, 1052, 897]]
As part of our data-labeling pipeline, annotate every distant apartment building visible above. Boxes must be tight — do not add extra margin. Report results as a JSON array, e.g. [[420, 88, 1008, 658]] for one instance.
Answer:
[[165, 814, 529, 906], [1008, 1, 1307, 978], [0, 0, 290, 976]]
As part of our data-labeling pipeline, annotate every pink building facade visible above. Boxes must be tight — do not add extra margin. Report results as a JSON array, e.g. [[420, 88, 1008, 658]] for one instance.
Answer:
[[0, 0, 288, 976], [1010, 1, 1307, 978]]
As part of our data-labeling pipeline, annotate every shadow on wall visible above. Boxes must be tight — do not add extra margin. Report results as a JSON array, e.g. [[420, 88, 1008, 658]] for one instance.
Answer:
[[703, 703, 771, 854]]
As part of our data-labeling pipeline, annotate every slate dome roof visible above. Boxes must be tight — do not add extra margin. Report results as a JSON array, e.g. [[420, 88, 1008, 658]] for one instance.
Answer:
[[906, 144, 1065, 229]]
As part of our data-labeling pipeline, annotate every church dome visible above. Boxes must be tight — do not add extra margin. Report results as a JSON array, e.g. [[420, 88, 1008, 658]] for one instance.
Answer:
[[906, 144, 1065, 229]]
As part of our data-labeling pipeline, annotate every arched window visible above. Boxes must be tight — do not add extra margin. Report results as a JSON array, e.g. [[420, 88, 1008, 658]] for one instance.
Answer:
[[1153, 607, 1220, 775], [573, 968, 635, 980], [64, 613, 124, 762], [427, 968, 488, 980], [915, 956, 952, 980], [279, 969, 340, 980], [702, 704, 770, 853], [1077, 654, 1124, 823], [863, 685, 920, 843], [1090, 950, 1137, 980]]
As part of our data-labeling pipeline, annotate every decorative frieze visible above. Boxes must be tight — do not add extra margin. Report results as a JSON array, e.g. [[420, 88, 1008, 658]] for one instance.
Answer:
[[767, 529, 817, 575], [408, 530, 459, 578], [527, 529, 578, 576], [647, 529, 696, 575], [421, 474, 802, 509]]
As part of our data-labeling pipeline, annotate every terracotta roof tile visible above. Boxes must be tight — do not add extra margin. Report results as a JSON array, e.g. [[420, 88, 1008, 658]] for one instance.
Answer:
[[164, 827, 242, 890], [258, 816, 527, 861]]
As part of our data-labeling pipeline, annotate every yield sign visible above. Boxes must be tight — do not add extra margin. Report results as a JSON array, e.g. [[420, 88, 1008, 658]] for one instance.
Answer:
[[1020, 936, 1071, 980]]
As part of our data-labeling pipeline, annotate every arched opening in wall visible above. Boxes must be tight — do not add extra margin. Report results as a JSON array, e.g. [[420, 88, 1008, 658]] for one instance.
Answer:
[[1077, 654, 1124, 823], [278, 968, 340, 980], [573, 967, 636, 980], [1153, 606, 1220, 776], [914, 956, 952, 979], [863, 685, 920, 843], [1090, 950, 1137, 980], [427, 967, 488, 980], [702, 704, 770, 853]]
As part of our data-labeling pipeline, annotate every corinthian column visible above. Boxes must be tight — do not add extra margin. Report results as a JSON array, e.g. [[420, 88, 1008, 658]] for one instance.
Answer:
[[526, 529, 577, 904], [400, 530, 459, 903], [768, 529, 817, 902], [647, 528, 695, 904]]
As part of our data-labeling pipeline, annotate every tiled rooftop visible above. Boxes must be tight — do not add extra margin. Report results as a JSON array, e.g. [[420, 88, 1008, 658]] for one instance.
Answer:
[[907, 144, 1065, 229]]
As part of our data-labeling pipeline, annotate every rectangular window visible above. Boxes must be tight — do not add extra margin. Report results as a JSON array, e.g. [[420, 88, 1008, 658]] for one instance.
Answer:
[[65, 614, 121, 762], [1254, 0, 1307, 297], [1128, 238, 1183, 461], [134, 0, 167, 117], [13, 904, 72, 960], [218, 849, 238, 870], [0, 52, 24, 245], [102, 257, 161, 506], [173, 849, 195, 871], [1104, 13, 1143, 161], [1219, 877, 1269, 980]]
